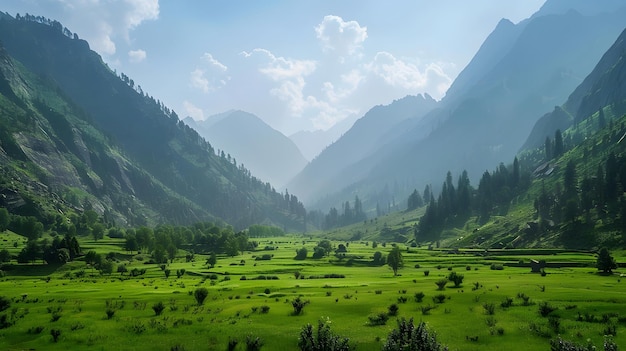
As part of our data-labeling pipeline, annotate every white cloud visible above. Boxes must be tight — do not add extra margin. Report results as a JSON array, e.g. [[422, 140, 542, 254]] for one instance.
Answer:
[[315, 15, 367, 60], [128, 49, 146, 63], [55, 0, 159, 55], [189, 53, 230, 93], [365, 52, 452, 99], [242, 48, 317, 116], [183, 100, 204, 120], [202, 53, 228, 72], [190, 68, 210, 93]]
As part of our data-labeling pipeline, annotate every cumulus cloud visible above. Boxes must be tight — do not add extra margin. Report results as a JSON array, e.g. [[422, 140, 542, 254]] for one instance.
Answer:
[[195, 15, 452, 133], [315, 15, 367, 60], [190, 53, 230, 93], [190, 69, 210, 93], [183, 100, 204, 120], [128, 49, 146, 63], [242, 49, 317, 116], [54, 0, 159, 55], [365, 52, 452, 98]]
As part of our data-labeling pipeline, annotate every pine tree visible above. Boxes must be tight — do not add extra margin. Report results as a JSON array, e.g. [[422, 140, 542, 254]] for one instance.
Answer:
[[598, 107, 606, 129], [545, 136, 553, 161], [554, 130, 564, 158]]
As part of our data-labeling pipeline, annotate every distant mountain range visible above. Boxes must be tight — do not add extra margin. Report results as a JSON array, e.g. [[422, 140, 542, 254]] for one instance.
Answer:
[[289, 115, 358, 161], [0, 12, 305, 230], [288, 0, 626, 212], [184, 110, 307, 188], [287, 94, 438, 207]]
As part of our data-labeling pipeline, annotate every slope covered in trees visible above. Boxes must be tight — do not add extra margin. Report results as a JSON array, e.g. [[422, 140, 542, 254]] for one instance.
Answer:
[[0, 13, 305, 231], [289, 2, 626, 215]]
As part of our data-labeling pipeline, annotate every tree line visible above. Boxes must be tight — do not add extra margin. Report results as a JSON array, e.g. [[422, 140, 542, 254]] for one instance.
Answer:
[[414, 156, 531, 245]]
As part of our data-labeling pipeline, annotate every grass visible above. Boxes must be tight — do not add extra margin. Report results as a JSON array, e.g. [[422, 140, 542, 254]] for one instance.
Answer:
[[0, 235, 624, 350]]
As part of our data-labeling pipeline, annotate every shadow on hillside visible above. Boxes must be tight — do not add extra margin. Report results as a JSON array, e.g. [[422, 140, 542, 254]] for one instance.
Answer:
[[2, 263, 64, 276]]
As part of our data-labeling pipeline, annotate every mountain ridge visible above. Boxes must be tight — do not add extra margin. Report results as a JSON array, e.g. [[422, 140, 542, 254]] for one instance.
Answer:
[[0, 13, 306, 230], [184, 110, 307, 188]]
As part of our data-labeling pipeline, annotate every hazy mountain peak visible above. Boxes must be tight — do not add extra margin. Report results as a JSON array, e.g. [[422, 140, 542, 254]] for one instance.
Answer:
[[533, 0, 626, 18], [186, 110, 307, 188]]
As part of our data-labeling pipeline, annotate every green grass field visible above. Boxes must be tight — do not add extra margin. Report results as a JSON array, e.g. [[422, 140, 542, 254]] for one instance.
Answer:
[[0, 235, 625, 350]]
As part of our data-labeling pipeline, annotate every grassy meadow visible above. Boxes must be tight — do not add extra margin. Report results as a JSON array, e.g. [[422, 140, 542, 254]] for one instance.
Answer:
[[0, 233, 625, 350]]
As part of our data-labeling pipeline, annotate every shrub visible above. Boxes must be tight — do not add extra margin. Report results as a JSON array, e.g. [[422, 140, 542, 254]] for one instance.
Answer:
[[447, 271, 464, 288], [0, 296, 10, 312], [28, 326, 45, 334], [424, 270, 430, 276], [388, 304, 399, 316], [298, 319, 353, 351], [382, 318, 447, 351], [291, 297, 309, 316], [106, 308, 115, 319], [397, 296, 408, 304], [550, 337, 618, 351], [420, 305, 434, 315], [227, 338, 238, 351], [194, 288, 209, 305], [414, 292, 425, 303], [245, 335, 264, 351], [432, 294, 446, 304], [367, 312, 389, 326], [490, 263, 504, 270], [260, 306, 270, 314], [483, 303, 495, 315], [538, 301, 556, 317], [500, 297, 513, 308], [435, 279, 448, 290], [50, 328, 61, 343], [152, 301, 165, 316], [548, 316, 561, 334], [50, 312, 62, 322]]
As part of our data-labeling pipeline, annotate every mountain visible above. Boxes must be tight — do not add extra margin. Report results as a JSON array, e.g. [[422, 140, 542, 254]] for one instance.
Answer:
[[523, 25, 626, 150], [289, 1, 626, 211], [183, 110, 307, 188], [287, 94, 438, 207], [289, 114, 358, 161], [0, 13, 306, 230], [328, 25, 626, 249]]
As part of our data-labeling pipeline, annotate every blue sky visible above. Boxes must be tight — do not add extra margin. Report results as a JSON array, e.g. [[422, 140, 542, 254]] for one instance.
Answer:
[[2, 0, 545, 135]]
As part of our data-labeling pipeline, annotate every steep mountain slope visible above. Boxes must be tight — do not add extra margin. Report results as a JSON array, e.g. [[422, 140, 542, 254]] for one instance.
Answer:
[[184, 110, 307, 188], [523, 26, 626, 149], [288, 94, 438, 206], [332, 26, 626, 248], [0, 13, 304, 230], [293, 1, 626, 211]]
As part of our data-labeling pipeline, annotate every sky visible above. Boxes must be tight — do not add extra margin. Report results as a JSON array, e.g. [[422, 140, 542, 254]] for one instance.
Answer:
[[2, 0, 545, 135]]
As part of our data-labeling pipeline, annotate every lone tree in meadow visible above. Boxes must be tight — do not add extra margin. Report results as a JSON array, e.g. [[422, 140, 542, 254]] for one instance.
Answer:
[[387, 246, 403, 276], [596, 247, 617, 274], [206, 252, 217, 268], [194, 287, 209, 305]]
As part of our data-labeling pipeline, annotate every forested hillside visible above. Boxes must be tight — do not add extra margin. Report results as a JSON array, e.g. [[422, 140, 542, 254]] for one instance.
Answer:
[[0, 13, 306, 232]]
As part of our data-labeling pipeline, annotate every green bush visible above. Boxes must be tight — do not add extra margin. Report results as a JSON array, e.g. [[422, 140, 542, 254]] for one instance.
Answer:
[[382, 318, 447, 351], [152, 301, 165, 316]]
